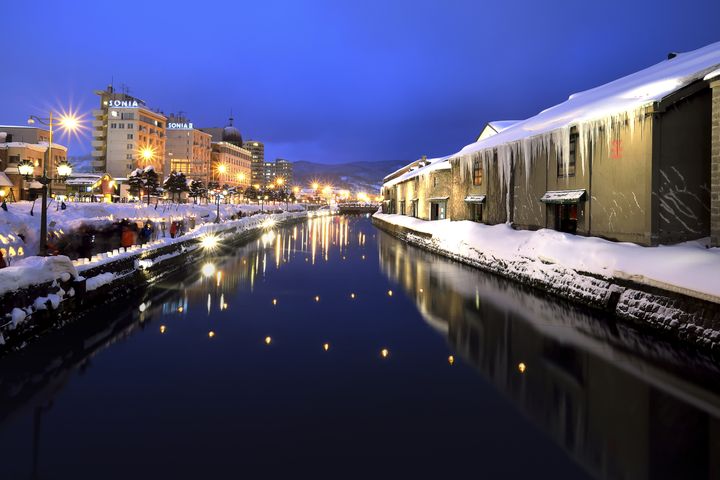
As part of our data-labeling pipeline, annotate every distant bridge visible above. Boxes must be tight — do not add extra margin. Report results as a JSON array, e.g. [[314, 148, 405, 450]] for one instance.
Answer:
[[337, 203, 380, 214]]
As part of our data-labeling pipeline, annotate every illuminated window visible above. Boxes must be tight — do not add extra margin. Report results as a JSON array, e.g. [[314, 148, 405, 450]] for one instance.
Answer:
[[473, 159, 483, 185]]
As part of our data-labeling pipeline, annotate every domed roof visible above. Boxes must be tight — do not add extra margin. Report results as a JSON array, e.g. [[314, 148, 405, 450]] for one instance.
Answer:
[[222, 117, 243, 146]]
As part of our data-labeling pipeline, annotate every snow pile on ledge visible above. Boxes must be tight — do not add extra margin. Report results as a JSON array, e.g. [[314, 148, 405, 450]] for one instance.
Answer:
[[0, 201, 304, 263], [0, 255, 77, 297], [374, 213, 720, 302]]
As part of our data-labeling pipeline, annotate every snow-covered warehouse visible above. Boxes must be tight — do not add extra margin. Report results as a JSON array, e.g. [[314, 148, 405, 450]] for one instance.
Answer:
[[446, 41, 720, 246]]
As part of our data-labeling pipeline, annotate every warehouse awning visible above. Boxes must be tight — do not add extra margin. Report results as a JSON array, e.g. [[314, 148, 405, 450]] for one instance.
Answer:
[[427, 196, 449, 202], [464, 195, 486, 203], [540, 189, 586, 204]]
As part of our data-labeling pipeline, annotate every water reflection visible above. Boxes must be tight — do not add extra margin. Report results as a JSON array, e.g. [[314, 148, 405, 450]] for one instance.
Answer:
[[2, 216, 718, 478], [378, 232, 720, 480]]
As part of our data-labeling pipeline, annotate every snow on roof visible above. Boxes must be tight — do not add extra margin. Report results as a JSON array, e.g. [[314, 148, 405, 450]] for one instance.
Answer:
[[0, 142, 49, 153], [488, 121, 521, 133], [540, 189, 587, 204], [477, 121, 523, 141], [0, 172, 13, 187], [382, 156, 451, 188], [0, 141, 67, 152], [455, 41, 720, 159], [705, 68, 720, 81]]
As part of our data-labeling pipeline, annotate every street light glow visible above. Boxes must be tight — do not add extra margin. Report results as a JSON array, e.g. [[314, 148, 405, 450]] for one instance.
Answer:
[[218, 164, 227, 174], [200, 233, 219, 251], [57, 114, 80, 132], [140, 146, 155, 161]]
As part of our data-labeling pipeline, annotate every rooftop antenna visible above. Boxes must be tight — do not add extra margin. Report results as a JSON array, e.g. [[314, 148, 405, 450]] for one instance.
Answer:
[[228, 109, 234, 126]]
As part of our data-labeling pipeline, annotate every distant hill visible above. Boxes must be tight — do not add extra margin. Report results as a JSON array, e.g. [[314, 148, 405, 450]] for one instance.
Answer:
[[292, 160, 407, 193], [69, 154, 95, 173]]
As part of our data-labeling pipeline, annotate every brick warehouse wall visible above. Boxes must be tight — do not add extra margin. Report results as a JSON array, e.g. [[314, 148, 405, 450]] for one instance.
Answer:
[[712, 80, 720, 247]]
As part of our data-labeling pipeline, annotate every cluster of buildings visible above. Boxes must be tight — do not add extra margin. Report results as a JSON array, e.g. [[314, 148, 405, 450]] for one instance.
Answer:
[[0, 85, 294, 202], [382, 41, 720, 247]]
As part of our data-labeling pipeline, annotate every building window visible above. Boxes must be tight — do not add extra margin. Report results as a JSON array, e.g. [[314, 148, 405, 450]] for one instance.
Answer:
[[126, 154, 133, 160], [110, 123, 117, 129], [473, 159, 483, 185], [127, 123, 134, 129], [411, 200, 418, 217], [558, 133, 578, 177], [127, 134, 133, 140], [400, 200, 406, 215], [121, 112, 135, 120]]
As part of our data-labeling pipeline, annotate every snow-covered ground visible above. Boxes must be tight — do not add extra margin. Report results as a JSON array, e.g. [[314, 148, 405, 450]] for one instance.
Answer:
[[0, 200, 305, 265], [374, 213, 720, 302]]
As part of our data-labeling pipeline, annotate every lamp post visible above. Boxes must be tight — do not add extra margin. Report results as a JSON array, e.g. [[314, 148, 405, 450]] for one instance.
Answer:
[[23, 112, 79, 256], [214, 189, 222, 223]]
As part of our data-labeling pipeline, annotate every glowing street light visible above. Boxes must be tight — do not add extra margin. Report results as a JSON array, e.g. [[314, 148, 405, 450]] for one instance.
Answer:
[[23, 110, 81, 256], [140, 146, 155, 162]]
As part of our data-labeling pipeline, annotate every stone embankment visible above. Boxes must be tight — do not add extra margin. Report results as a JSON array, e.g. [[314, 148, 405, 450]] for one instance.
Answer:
[[372, 215, 720, 355]]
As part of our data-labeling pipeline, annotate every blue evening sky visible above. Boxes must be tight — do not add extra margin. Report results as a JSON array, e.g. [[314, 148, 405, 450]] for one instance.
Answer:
[[0, 0, 718, 165]]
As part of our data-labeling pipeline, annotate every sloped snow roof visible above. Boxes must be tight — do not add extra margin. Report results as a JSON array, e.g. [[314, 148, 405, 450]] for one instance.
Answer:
[[0, 172, 13, 187], [383, 156, 451, 188], [454, 41, 720, 158], [488, 121, 521, 133], [477, 120, 522, 141]]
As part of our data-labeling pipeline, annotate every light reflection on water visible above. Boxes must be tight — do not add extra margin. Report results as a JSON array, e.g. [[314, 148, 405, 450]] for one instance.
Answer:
[[378, 232, 720, 480], [0, 216, 718, 479]]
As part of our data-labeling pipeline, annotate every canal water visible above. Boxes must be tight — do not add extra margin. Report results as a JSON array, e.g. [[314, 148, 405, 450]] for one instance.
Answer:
[[0, 216, 719, 479]]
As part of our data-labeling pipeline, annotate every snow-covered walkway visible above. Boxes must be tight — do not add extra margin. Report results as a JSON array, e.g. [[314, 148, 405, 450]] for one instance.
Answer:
[[373, 213, 720, 303]]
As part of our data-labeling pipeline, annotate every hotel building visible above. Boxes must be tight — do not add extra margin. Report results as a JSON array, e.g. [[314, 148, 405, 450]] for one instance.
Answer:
[[91, 86, 167, 179], [200, 119, 251, 188], [165, 115, 213, 184], [274, 158, 293, 185], [243, 140, 265, 185]]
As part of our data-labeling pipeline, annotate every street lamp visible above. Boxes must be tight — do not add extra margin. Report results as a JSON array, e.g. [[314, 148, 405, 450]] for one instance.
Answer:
[[24, 112, 80, 256], [213, 188, 222, 223]]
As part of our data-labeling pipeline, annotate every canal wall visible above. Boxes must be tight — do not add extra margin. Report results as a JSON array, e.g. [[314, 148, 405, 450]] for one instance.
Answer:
[[0, 212, 308, 353], [372, 214, 720, 355]]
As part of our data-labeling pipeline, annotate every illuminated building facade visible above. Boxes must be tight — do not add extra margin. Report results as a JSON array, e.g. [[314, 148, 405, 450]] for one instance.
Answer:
[[244, 140, 265, 185], [201, 118, 252, 188], [165, 115, 212, 184], [91, 85, 167, 179]]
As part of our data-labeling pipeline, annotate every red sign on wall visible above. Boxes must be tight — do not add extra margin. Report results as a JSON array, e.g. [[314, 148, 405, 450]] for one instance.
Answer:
[[610, 139, 623, 160]]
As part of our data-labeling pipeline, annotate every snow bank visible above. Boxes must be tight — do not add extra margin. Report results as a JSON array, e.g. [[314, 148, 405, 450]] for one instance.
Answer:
[[0, 256, 77, 297], [374, 213, 720, 302], [0, 200, 305, 265]]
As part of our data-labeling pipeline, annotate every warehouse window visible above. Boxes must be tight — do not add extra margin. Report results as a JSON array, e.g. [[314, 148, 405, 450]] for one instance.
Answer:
[[558, 132, 578, 177], [473, 159, 483, 185]]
